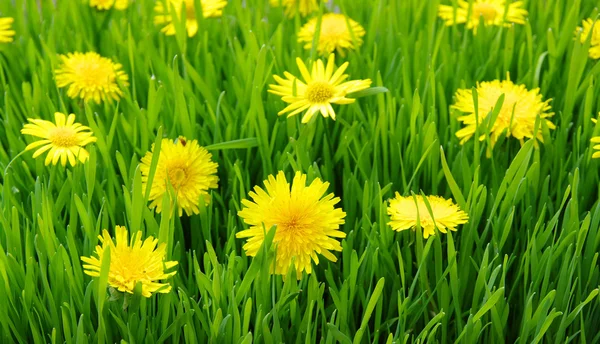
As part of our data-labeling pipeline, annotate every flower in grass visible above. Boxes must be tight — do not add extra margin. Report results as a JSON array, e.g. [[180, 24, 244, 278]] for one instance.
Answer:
[[270, 0, 326, 18], [451, 76, 554, 148], [591, 137, 600, 159], [0, 17, 15, 43], [154, 0, 227, 37], [387, 193, 469, 239], [140, 137, 219, 217], [90, 0, 129, 10], [237, 171, 346, 277], [20, 112, 97, 167], [438, 0, 527, 34], [297, 13, 366, 57], [55, 52, 129, 104], [268, 54, 372, 123], [576, 19, 600, 59], [81, 226, 178, 298]]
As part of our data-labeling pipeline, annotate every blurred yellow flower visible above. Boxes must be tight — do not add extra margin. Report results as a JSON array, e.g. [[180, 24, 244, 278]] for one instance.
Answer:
[[20, 112, 97, 167], [452, 76, 554, 147], [270, 0, 326, 18], [591, 137, 600, 159], [154, 0, 227, 37], [237, 171, 346, 277], [0, 17, 15, 43], [269, 54, 371, 123], [55, 52, 129, 104], [438, 0, 527, 34], [298, 13, 365, 56], [576, 18, 600, 59], [90, 0, 129, 10], [81, 226, 178, 298], [140, 137, 219, 217], [387, 193, 469, 239]]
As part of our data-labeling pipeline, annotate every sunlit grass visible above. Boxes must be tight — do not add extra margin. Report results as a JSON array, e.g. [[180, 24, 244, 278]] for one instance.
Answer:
[[0, 0, 599, 342]]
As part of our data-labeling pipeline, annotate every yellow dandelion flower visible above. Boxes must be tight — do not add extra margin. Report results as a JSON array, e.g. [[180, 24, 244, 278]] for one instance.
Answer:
[[55, 52, 129, 104], [237, 171, 346, 277], [452, 76, 554, 147], [268, 54, 372, 123], [591, 137, 600, 159], [81, 226, 178, 298], [154, 0, 227, 37], [387, 193, 469, 239], [297, 13, 366, 57], [576, 19, 600, 59], [20, 112, 97, 167], [438, 0, 528, 34], [0, 17, 15, 43], [90, 0, 129, 10], [140, 137, 219, 217], [270, 0, 326, 18]]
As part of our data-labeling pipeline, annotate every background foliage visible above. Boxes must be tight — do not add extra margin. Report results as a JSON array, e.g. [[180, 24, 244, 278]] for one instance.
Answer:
[[0, 0, 600, 342]]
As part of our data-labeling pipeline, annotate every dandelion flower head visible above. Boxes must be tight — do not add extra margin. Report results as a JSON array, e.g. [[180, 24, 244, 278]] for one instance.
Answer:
[[140, 137, 219, 217], [81, 226, 178, 298], [298, 13, 366, 56], [576, 18, 600, 59], [387, 193, 469, 239], [452, 76, 554, 147], [438, 0, 528, 33], [20, 112, 97, 167], [55, 52, 129, 104], [237, 171, 346, 277], [154, 0, 228, 37], [591, 137, 600, 159], [0, 17, 15, 43], [268, 54, 371, 123]]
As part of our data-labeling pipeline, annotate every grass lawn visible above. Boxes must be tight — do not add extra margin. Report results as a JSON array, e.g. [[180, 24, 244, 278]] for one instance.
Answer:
[[1, 0, 600, 342]]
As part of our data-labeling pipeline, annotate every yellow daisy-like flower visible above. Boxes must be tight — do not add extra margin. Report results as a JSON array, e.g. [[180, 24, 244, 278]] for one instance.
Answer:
[[237, 171, 346, 277], [154, 0, 227, 37], [81, 226, 178, 298], [591, 137, 600, 159], [55, 52, 129, 104], [20, 112, 97, 167], [90, 0, 129, 10], [268, 54, 372, 123], [451, 76, 554, 147], [387, 193, 469, 239], [438, 0, 528, 34], [0, 17, 15, 43], [297, 13, 366, 57], [269, 0, 326, 18], [576, 19, 600, 59], [140, 137, 219, 217]]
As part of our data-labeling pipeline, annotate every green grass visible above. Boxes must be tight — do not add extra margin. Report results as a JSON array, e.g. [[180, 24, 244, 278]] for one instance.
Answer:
[[1, 0, 600, 342]]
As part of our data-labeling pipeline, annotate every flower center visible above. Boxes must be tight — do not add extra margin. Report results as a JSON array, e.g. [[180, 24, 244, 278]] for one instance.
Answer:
[[48, 127, 78, 148], [474, 3, 498, 21], [306, 82, 334, 103], [279, 213, 308, 233], [168, 166, 188, 187], [415, 209, 434, 226], [321, 18, 347, 39], [74, 60, 115, 88], [493, 94, 520, 126]]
